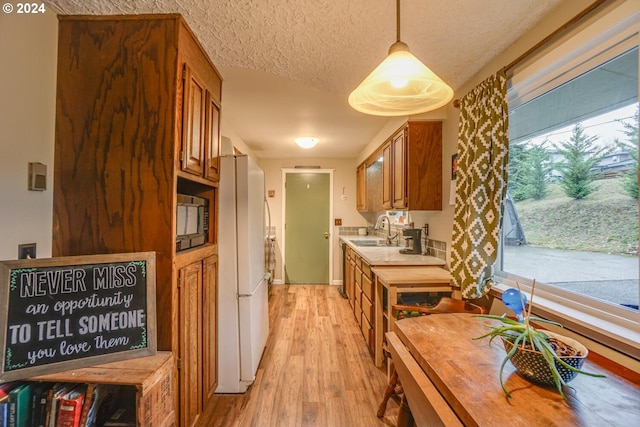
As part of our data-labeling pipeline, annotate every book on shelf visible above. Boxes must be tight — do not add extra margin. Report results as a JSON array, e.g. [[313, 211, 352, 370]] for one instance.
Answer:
[[8, 383, 33, 427], [45, 384, 75, 427], [55, 385, 86, 427], [0, 394, 9, 427], [30, 383, 53, 427]]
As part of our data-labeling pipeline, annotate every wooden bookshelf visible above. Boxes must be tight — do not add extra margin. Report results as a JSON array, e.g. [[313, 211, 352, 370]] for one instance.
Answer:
[[28, 352, 175, 427]]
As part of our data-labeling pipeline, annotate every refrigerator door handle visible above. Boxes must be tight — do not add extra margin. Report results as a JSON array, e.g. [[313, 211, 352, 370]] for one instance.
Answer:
[[238, 271, 271, 298], [238, 277, 267, 298]]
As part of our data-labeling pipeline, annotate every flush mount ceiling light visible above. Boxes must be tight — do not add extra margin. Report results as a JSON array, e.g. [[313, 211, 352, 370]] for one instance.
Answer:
[[295, 137, 319, 149], [348, 0, 454, 116]]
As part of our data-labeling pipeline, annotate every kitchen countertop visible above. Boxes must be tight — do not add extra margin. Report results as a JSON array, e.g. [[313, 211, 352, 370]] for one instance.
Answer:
[[340, 235, 446, 267]]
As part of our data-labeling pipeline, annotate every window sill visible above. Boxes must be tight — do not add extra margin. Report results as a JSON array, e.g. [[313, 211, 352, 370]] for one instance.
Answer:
[[489, 281, 640, 372]]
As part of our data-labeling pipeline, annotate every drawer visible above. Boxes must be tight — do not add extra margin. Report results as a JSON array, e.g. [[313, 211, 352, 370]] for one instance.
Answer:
[[362, 294, 373, 324], [362, 274, 374, 301], [355, 253, 362, 270], [355, 265, 363, 287], [362, 262, 372, 280]]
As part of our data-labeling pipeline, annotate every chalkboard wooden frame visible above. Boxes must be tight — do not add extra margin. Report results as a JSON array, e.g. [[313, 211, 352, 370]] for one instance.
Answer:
[[0, 252, 157, 382]]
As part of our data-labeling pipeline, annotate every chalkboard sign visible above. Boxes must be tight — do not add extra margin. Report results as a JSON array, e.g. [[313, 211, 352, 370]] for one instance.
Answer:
[[0, 252, 157, 382]]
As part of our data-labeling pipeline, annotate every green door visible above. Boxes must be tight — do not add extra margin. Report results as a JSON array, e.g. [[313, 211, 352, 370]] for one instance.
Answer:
[[285, 172, 330, 284]]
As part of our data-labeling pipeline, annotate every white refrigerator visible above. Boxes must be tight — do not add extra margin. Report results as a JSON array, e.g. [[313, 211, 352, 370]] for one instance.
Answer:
[[217, 154, 270, 393]]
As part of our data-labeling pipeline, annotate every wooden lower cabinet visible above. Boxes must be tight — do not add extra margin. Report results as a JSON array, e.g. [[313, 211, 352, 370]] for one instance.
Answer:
[[344, 247, 375, 356], [178, 261, 203, 427], [202, 255, 219, 404], [177, 254, 218, 427]]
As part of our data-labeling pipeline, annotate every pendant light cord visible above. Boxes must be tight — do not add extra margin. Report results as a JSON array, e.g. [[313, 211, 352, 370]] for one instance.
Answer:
[[396, 0, 401, 42]]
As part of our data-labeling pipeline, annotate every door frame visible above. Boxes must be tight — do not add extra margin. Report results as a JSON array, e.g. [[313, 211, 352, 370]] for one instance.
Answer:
[[281, 168, 334, 284]]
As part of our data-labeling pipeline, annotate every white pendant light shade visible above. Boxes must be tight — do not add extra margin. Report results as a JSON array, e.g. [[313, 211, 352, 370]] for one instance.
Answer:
[[348, 41, 453, 116]]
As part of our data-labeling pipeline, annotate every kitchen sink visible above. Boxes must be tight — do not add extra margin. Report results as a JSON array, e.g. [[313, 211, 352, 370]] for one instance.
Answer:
[[351, 239, 384, 247]]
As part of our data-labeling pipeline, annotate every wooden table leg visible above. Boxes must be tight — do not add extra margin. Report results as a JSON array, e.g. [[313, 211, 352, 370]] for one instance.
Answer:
[[396, 394, 415, 427], [377, 366, 398, 418]]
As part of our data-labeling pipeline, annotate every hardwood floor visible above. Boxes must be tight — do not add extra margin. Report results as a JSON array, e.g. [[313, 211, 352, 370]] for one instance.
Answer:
[[197, 284, 400, 427]]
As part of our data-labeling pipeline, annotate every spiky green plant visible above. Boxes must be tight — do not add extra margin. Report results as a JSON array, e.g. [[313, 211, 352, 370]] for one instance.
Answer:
[[473, 282, 605, 399]]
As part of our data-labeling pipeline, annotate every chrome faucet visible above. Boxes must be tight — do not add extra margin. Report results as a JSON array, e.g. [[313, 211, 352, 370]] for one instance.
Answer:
[[375, 214, 398, 246]]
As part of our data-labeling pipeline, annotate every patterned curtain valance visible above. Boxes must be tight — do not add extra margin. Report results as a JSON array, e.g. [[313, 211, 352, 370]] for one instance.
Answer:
[[450, 70, 509, 299]]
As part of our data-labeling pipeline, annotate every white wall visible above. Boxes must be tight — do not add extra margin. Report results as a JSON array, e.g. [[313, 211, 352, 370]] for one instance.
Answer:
[[0, 10, 58, 260]]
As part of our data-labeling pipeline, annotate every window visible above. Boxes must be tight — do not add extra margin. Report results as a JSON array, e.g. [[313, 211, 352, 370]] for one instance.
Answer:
[[497, 2, 639, 356]]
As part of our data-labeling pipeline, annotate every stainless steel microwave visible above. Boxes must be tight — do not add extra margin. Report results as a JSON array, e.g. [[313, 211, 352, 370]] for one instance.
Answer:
[[176, 194, 209, 251]]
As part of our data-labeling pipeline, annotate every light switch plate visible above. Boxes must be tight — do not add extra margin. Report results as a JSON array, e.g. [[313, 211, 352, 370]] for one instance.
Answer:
[[18, 243, 36, 259], [28, 162, 47, 191]]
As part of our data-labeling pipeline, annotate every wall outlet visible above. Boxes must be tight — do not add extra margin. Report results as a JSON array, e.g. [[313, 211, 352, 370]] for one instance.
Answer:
[[334, 218, 342, 226], [18, 243, 36, 259]]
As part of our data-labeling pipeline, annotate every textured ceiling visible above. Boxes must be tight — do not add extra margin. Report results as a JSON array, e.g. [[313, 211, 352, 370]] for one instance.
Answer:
[[45, 0, 565, 159]]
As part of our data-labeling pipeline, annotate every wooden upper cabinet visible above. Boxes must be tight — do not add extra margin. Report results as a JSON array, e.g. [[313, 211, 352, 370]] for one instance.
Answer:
[[182, 64, 207, 176], [356, 162, 367, 211], [205, 95, 222, 181], [380, 121, 442, 211], [179, 21, 222, 184], [181, 65, 222, 183], [392, 129, 406, 208], [382, 141, 392, 209], [405, 121, 442, 210]]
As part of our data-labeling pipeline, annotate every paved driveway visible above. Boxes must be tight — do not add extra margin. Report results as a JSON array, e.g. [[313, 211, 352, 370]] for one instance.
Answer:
[[502, 245, 638, 308]]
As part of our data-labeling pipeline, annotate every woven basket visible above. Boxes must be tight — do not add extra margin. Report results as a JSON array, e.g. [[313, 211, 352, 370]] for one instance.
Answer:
[[501, 330, 588, 385]]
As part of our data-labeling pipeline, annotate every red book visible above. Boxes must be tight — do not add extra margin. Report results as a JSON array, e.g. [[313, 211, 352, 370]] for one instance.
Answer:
[[55, 386, 86, 427]]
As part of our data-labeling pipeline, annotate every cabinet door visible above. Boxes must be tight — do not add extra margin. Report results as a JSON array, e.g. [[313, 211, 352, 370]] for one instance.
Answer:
[[204, 95, 221, 182], [182, 64, 206, 176], [202, 255, 218, 405], [392, 129, 407, 208], [382, 141, 392, 209], [348, 258, 356, 308], [406, 121, 443, 210], [178, 262, 203, 427], [356, 163, 367, 211]]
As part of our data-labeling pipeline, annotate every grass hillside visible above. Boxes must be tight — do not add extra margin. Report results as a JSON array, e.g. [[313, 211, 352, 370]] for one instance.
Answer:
[[513, 178, 638, 256]]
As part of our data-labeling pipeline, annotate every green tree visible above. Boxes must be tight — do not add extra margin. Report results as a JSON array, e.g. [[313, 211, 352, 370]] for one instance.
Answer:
[[555, 124, 608, 200], [523, 142, 552, 200], [507, 143, 528, 201], [616, 106, 638, 199], [509, 141, 552, 201]]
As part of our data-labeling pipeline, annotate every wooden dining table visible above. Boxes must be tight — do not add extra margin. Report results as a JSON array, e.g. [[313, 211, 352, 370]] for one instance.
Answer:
[[387, 313, 640, 427]]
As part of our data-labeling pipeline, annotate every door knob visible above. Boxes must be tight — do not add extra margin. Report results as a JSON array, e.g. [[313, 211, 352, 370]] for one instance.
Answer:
[[324, 232, 329, 239]]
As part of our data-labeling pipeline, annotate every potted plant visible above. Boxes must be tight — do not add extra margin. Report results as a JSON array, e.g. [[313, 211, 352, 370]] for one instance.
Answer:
[[474, 282, 605, 399]]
